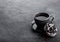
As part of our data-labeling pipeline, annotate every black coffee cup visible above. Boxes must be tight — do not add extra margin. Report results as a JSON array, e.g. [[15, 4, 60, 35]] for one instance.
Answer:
[[34, 12, 54, 31]]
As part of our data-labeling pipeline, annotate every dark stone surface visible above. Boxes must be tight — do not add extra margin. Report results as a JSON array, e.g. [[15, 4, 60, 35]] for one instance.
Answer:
[[0, 0, 60, 42]]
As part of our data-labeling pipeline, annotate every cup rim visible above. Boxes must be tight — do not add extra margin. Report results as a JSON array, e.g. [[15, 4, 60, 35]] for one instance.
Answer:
[[34, 12, 49, 21]]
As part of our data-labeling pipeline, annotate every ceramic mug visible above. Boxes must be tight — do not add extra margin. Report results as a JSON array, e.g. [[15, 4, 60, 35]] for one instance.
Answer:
[[34, 12, 54, 31]]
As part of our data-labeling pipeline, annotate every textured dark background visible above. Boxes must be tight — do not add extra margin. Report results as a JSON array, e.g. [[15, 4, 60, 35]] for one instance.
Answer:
[[0, 0, 60, 42]]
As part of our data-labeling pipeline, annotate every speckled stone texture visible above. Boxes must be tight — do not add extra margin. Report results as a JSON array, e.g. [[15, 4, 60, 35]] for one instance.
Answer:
[[0, 0, 60, 42]]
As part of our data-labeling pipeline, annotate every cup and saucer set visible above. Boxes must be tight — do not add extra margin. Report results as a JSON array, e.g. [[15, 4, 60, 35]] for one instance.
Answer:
[[31, 12, 58, 37]]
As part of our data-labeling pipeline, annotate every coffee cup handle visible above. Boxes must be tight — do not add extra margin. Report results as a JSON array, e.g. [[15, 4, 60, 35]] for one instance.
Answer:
[[49, 15, 54, 22]]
